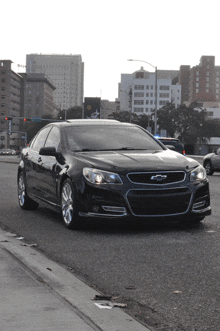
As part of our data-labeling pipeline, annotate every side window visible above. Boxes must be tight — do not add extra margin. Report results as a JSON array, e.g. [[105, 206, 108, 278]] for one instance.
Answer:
[[44, 126, 60, 149], [31, 127, 52, 152]]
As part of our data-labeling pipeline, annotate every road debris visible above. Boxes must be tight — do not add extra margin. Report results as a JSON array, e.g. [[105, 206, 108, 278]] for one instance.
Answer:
[[94, 302, 127, 309], [173, 291, 182, 294], [92, 295, 112, 301], [21, 243, 37, 247]]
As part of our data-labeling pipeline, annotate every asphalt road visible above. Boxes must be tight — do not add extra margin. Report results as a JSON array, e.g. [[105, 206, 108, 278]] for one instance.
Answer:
[[0, 160, 219, 331]]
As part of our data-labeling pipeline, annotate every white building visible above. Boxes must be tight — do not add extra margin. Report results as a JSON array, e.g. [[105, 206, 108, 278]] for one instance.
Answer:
[[26, 54, 84, 110], [119, 67, 181, 115]]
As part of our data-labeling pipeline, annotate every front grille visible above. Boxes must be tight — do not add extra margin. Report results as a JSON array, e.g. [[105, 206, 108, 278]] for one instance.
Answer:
[[127, 171, 185, 185], [127, 187, 192, 216]]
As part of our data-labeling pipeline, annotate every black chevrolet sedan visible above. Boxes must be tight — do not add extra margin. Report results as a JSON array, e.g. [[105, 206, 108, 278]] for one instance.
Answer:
[[17, 119, 211, 228]]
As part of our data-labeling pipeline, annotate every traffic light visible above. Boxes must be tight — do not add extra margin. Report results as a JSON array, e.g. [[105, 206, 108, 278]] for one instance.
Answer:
[[24, 118, 32, 122], [4, 117, 13, 121]]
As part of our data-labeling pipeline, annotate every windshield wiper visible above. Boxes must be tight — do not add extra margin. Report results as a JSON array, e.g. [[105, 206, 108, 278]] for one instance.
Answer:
[[74, 148, 98, 152]]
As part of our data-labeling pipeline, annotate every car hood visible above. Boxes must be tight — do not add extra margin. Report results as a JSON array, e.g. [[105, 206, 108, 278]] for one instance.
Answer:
[[75, 149, 199, 173]]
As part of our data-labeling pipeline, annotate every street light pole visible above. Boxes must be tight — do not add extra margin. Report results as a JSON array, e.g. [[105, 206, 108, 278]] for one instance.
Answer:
[[128, 59, 158, 135]]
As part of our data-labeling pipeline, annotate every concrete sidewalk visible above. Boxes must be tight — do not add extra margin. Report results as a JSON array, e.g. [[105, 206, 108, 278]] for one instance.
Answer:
[[0, 228, 150, 331]]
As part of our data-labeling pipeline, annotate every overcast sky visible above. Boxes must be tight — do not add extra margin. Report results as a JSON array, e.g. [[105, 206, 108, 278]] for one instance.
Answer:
[[1, 0, 219, 101]]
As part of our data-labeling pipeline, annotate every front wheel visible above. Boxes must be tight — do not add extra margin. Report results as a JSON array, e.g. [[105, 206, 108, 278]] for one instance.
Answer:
[[204, 161, 214, 176], [18, 171, 39, 210], [61, 179, 80, 229]]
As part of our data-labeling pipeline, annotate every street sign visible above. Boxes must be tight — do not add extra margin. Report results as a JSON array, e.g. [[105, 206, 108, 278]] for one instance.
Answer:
[[32, 117, 41, 122]]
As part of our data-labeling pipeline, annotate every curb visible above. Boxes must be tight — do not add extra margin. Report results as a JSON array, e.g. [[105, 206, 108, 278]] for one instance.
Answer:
[[0, 228, 151, 331]]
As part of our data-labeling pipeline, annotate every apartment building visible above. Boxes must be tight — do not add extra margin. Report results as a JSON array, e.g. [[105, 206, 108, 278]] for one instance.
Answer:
[[179, 56, 220, 104], [0, 60, 21, 149], [119, 67, 181, 115], [19, 73, 56, 119], [26, 54, 84, 110]]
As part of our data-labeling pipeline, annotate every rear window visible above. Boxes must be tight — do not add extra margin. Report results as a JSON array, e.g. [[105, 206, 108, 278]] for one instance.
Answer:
[[158, 139, 184, 153]]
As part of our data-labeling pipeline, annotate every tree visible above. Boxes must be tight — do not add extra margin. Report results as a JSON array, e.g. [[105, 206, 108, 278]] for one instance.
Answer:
[[157, 102, 220, 144]]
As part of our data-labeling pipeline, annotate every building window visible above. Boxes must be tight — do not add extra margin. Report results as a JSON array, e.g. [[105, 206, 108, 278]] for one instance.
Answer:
[[146, 100, 149, 104], [1, 86, 5, 91], [150, 85, 154, 90], [196, 71, 199, 76], [159, 100, 168, 106], [134, 92, 144, 97], [196, 83, 199, 87], [216, 78, 219, 82], [216, 84, 219, 88], [196, 77, 199, 81], [145, 108, 149, 112], [146, 85, 149, 89], [207, 111, 213, 116], [206, 77, 209, 81], [196, 89, 199, 93], [206, 83, 209, 87], [1, 103, 5, 107], [159, 85, 169, 90], [159, 93, 169, 98], [1, 95, 6, 99], [207, 72, 210, 76], [1, 78, 6, 83], [1, 70, 6, 74], [206, 89, 209, 93], [134, 85, 144, 90], [134, 100, 144, 105], [146, 93, 149, 97]]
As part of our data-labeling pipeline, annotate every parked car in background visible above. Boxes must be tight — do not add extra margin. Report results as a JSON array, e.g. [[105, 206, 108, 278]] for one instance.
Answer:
[[203, 148, 220, 175], [156, 137, 185, 155], [17, 119, 211, 229]]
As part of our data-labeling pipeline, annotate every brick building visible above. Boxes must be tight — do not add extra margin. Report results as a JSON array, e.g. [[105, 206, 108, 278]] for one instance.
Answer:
[[179, 56, 220, 104]]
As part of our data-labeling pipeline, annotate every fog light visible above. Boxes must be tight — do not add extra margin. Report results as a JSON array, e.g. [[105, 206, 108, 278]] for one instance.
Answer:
[[102, 206, 127, 213], [193, 201, 206, 209]]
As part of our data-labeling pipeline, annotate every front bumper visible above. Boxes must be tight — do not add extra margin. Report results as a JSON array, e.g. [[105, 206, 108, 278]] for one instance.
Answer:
[[76, 179, 211, 220]]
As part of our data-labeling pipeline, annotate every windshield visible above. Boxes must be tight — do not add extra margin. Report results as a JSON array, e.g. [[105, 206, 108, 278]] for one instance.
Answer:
[[64, 125, 164, 152]]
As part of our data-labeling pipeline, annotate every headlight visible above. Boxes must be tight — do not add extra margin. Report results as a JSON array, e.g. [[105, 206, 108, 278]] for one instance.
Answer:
[[83, 168, 122, 184], [190, 165, 206, 182]]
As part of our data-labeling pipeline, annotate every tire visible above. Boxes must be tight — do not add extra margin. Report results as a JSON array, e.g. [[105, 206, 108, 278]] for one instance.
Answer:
[[61, 179, 80, 229], [204, 161, 214, 176], [18, 171, 39, 210]]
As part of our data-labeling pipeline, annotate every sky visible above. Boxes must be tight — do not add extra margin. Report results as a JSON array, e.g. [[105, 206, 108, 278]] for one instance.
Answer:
[[1, 0, 219, 101]]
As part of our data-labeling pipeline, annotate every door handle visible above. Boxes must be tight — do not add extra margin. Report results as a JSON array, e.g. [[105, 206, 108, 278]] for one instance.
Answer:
[[38, 157, 42, 162]]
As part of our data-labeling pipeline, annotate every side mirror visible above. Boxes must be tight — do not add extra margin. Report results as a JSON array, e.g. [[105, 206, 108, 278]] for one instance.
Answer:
[[39, 147, 58, 156]]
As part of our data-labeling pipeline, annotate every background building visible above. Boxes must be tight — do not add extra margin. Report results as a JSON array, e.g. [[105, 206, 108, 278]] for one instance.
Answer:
[[0, 60, 21, 149], [20, 73, 56, 119], [179, 56, 220, 104], [119, 67, 181, 116], [26, 54, 84, 110]]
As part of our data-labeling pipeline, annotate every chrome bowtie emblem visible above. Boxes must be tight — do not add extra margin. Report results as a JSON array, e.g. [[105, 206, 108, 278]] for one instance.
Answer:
[[151, 174, 167, 181]]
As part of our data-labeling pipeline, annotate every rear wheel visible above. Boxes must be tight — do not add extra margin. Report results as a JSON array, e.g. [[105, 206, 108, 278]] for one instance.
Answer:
[[204, 161, 214, 176], [18, 171, 39, 210], [61, 179, 80, 229]]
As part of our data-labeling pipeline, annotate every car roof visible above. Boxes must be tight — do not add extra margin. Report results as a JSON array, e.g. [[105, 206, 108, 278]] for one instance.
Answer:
[[158, 137, 180, 141], [48, 119, 134, 127]]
